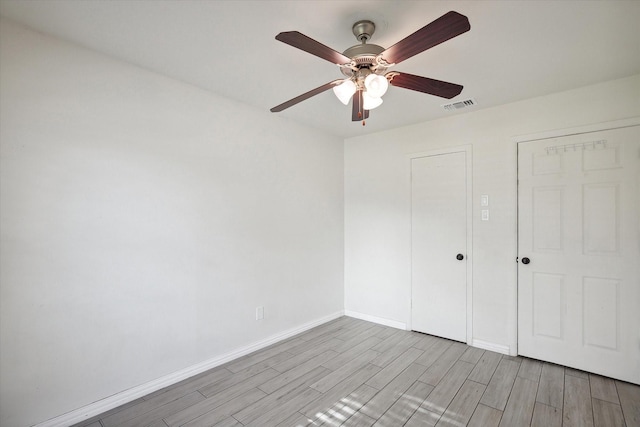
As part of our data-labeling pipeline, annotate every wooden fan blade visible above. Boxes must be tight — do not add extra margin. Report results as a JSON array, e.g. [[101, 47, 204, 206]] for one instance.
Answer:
[[270, 80, 342, 112], [276, 31, 352, 65], [351, 90, 370, 121], [387, 72, 463, 99], [380, 11, 470, 65]]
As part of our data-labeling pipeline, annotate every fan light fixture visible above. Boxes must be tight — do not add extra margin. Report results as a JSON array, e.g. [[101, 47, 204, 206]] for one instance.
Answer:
[[333, 79, 356, 105], [364, 74, 389, 98], [362, 91, 383, 110], [333, 74, 388, 110]]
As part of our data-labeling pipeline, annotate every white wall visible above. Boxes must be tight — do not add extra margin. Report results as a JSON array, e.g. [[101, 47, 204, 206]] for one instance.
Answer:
[[345, 74, 640, 351], [0, 19, 344, 427]]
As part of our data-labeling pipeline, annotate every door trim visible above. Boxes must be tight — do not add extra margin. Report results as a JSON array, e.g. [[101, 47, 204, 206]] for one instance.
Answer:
[[407, 145, 473, 344], [513, 116, 640, 357], [514, 117, 640, 143]]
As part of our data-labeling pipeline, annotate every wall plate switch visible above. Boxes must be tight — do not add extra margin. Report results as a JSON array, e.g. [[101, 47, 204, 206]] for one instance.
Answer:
[[256, 306, 264, 320], [481, 210, 489, 221], [481, 195, 489, 206]]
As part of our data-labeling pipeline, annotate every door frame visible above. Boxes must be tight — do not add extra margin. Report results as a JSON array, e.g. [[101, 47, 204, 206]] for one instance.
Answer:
[[513, 116, 640, 356], [407, 145, 473, 345]]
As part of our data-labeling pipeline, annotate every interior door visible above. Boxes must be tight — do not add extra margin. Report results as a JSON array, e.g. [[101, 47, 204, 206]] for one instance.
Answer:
[[518, 125, 640, 384], [411, 151, 468, 342]]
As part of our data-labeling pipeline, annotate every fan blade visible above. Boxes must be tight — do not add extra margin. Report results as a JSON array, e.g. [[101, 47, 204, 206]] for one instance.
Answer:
[[387, 72, 463, 99], [276, 31, 352, 65], [380, 11, 470, 65], [270, 80, 342, 112], [351, 90, 370, 121]]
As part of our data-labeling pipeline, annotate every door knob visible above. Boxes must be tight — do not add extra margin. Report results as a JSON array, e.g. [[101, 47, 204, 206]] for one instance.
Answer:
[[522, 257, 530, 264], [456, 254, 464, 260]]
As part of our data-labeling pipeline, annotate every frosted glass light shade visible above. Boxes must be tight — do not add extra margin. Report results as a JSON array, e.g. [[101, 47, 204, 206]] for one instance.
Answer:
[[362, 91, 383, 110], [364, 74, 389, 98], [333, 79, 357, 105]]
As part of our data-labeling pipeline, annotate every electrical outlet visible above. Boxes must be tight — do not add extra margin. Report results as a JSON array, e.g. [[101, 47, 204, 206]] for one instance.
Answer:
[[256, 306, 264, 320], [481, 210, 489, 221], [481, 195, 489, 206]]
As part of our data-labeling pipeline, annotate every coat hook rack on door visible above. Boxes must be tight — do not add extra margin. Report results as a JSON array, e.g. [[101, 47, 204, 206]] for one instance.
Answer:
[[545, 139, 607, 155]]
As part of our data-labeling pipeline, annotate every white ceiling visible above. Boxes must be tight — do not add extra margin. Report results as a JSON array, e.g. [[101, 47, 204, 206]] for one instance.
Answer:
[[1, 0, 639, 139]]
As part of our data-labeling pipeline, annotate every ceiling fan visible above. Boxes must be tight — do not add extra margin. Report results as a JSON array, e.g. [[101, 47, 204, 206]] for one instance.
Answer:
[[270, 11, 471, 124]]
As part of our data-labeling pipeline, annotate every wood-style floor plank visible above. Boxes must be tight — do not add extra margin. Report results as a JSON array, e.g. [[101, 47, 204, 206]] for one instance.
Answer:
[[79, 316, 640, 427], [118, 392, 205, 427], [321, 336, 381, 371], [404, 406, 442, 427], [370, 330, 412, 353], [314, 384, 379, 427], [537, 363, 564, 409], [334, 322, 380, 343], [244, 385, 321, 427], [616, 380, 640, 427], [370, 334, 421, 368], [332, 327, 383, 353], [144, 366, 232, 402], [310, 350, 378, 393], [259, 350, 339, 394], [213, 417, 243, 427], [531, 402, 562, 427], [359, 363, 429, 420], [479, 358, 521, 411], [300, 364, 380, 419], [588, 374, 619, 404], [419, 342, 468, 386], [459, 347, 485, 365], [498, 377, 538, 427], [565, 367, 589, 380], [421, 360, 475, 415], [563, 375, 594, 427], [373, 380, 433, 426], [517, 358, 542, 383], [286, 335, 342, 356], [467, 403, 503, 427], [435, 379, 485, 427], [225, 344, 296, 373], [233, 366, 328, 425], [341, 411, 376, 427], [275, 339, 342, 373], [412, 333, 440, 351], [70, 398, 146, 427], [414, 338, 452, 369], [375, 326, 397, 339], [591, 398, 625, 427], [198, 368, 280, 402], [175, 388, 266, 427], [102, 391, 203, 427], [467, 350, 502, 385], [274, 412, 313, 427], [365, 347, 423, 390]]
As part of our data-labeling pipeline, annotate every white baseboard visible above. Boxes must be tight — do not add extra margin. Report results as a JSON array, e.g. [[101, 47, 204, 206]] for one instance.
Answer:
[[344, 310, 407, 330], [35, 310, 345, 427], [472, 339, 511, 355]]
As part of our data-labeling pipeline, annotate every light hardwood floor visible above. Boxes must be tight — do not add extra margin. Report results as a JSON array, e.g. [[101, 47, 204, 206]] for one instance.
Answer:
[[74, 317, 640, 427]]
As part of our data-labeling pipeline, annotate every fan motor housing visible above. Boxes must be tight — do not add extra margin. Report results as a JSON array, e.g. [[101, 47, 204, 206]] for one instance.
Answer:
[[341, 43, 387, 77]]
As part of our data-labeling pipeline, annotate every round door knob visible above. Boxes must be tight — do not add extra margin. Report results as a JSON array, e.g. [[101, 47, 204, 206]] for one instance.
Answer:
[[456, 254, 464, 260], [522, 257, 530, 264]]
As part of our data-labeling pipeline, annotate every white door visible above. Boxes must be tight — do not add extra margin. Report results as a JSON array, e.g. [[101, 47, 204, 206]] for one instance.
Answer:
[[518, 125, 640, 384], [411, 151, 468, 342]]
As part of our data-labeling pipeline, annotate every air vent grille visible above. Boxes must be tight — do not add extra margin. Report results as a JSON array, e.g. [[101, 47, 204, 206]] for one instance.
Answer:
[[442, 98, 477, 111]]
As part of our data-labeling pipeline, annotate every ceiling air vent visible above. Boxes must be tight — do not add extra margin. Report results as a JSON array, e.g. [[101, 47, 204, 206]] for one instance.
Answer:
[[441, 98, 477, 111]]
